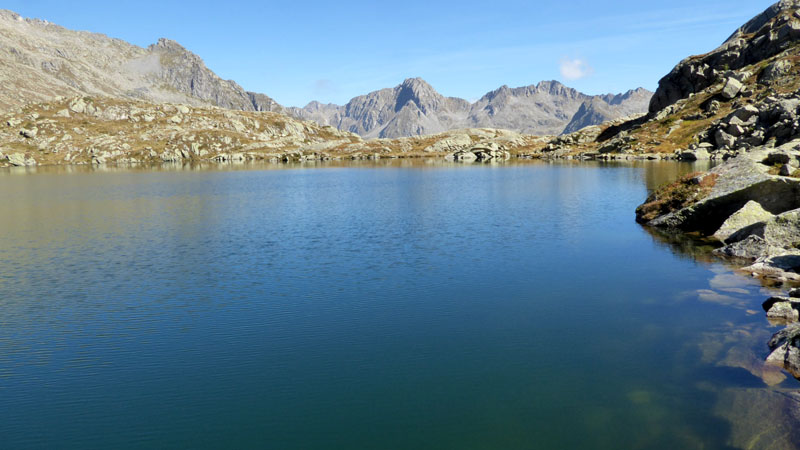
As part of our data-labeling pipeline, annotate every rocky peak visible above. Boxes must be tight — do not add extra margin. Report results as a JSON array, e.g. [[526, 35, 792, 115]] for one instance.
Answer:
[[480, 85, 511, 103], [726, 0, 800, 43], [394, 77, 442, 114], [292, 77, 651, 138], [536, 80, 571, 95], [150, 38, 188, 53]]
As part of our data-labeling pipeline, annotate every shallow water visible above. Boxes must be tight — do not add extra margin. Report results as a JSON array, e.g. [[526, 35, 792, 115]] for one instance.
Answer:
[[0, 160, 793, 449]]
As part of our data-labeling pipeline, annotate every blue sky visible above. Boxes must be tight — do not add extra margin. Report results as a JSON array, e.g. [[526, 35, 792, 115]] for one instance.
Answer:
[[6, 1, 774, 106]]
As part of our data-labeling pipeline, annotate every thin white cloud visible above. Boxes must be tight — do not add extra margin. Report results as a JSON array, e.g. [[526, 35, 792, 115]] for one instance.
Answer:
[[312, 79, 338, 96], [559, 58, 594, 80]]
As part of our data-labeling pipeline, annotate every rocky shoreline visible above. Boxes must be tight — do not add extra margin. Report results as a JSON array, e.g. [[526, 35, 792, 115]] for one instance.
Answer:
[[635, 141, 800, 385]]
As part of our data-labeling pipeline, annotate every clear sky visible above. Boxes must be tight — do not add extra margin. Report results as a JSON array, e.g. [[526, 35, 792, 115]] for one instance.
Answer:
[[6, 1, 775, 107]]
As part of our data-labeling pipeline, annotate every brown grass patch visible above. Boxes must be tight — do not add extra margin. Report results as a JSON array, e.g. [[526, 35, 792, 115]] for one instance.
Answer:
[[635, 172, 718, 223]]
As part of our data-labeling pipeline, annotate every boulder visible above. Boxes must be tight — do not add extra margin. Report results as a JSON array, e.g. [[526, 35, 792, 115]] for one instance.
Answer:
[[471, 143, 511, 162], [714, 235, 775, 260], [648, 155, 800, 234], [764, 152, 792, 165], [5, 153, 36, 166], [721, 78, 744, 100], [451, 150, 477, 162], [769, 302, 800, 322], [715, 129, 736, 148], [69, 98, 86, 114], [424, 134, 472, 153], [728, 104, 760, 122], [728, 208, 800, 246], [727, 123, 745, 137], [19, 127, 38, 139], [763, 296, 800, 322], [759, 59, 793, 83], [713, 200, 774, 241], [767, 323, 800, 379], [679, 149, 710, 161]]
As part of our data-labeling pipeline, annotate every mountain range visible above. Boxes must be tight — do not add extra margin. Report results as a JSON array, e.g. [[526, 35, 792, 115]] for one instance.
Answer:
[[0, 9, 650, 138], [288, 79, 651, 138]]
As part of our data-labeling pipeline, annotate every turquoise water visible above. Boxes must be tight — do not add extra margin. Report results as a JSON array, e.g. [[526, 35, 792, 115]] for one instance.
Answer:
[[0, 161, 791, 449]]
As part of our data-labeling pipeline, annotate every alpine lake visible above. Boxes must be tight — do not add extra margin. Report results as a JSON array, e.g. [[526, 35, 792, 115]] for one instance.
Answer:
[[1, 159, 796, 449]]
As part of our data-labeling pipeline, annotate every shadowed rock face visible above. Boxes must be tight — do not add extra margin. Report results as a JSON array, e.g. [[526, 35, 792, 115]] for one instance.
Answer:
[[650, 0, 800, 114], [562, 89, 653, 134], [0, 10, 282, 112], [290, 79, 652, 139]]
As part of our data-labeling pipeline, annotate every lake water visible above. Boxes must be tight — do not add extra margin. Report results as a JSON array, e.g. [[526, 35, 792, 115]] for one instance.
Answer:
[[0, 160, 795, 449]]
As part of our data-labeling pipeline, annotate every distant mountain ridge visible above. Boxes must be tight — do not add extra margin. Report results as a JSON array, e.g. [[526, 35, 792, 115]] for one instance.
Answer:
[[0, 8, 651, 138], [289, 79, 653, 138], [0, 10, 282, 112]]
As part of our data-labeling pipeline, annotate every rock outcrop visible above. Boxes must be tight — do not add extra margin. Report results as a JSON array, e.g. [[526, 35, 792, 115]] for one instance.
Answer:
[[636, 142, 800, 281], [767, 323, 800, 378], [650, 0, 800, 113]]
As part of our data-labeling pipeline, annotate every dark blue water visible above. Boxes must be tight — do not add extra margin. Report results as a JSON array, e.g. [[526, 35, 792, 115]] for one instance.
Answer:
[[0, 161, 787, 449]]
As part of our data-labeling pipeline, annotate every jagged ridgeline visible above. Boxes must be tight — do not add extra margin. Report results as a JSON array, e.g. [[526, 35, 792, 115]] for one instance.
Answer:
[[0, 11, 283, 112], [0, 9, 651, 139], [287, 79, 652, 138]]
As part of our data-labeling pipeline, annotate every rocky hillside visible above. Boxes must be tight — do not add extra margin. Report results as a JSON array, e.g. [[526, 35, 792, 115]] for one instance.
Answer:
[[649, 0, 800, 114], [289, 79, 651, 138], [538, 0, 800, 160], [0, 10, 281, 112], [0, 96, 548, 168]]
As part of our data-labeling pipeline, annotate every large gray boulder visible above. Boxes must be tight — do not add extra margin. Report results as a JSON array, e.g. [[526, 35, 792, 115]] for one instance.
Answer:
[[721, 78, 744, 100], [713, 200, 774, 241], [648, 154, 800, 234], [764, 296, 800, 322], [726, 208, 800, 248], [767, 323, 800, 378], [5, 153, 36, 166]]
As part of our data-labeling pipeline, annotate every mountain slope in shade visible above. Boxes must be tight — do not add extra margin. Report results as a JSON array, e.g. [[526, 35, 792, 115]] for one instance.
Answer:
[[0, 10, 282, 112], [290, 79, 652, 138], [562, 88, 653, 134]]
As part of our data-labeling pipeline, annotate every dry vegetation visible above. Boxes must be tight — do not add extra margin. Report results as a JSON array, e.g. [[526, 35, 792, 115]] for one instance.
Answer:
[[635, 172, 719, 223]]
